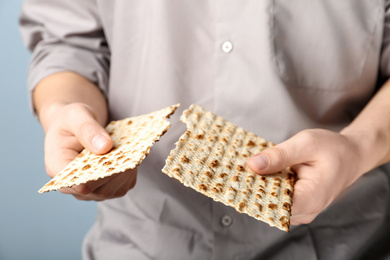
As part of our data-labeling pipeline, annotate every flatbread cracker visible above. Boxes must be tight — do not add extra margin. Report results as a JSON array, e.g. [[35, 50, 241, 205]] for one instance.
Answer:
[[39, 104, 180, 193], [162, 104, 295, 232]]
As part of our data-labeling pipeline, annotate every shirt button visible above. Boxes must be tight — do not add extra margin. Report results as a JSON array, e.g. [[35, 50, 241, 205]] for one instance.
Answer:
[[221, 215, 233, 227], [221, 41, 233, 53]]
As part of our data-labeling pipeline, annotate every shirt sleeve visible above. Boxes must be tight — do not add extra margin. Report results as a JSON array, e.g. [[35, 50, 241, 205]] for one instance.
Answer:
[[19, 0, 110, 113]]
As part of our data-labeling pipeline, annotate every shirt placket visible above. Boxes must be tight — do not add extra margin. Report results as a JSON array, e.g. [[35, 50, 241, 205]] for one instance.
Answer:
[[211, 0, 274, 259], [212, 1, 245, 259]]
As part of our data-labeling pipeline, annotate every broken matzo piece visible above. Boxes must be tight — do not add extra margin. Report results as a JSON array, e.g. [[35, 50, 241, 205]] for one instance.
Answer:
[[162, 104, 295, 232], [39, 104, 180, 193]]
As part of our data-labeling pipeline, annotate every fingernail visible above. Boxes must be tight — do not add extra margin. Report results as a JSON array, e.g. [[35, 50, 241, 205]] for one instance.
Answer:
[[92, 134, 109, 152], [252, 154, 269, 171]]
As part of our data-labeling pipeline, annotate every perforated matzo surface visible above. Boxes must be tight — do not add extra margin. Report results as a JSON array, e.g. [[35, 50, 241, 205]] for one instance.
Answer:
[[39, 104, 179, 193], [162, 104, 295, 231]]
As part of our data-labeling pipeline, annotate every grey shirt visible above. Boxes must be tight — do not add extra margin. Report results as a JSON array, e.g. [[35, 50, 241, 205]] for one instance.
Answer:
[[20, 1, 390, 259]]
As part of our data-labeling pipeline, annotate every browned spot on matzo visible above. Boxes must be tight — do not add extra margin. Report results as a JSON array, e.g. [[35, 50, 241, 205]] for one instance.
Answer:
[[180, 155, 190, 163], [210, 160, 219, 168], [268, 204, 278, 210]]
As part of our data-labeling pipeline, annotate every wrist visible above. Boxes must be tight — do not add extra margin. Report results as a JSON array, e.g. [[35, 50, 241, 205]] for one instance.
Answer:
[[340, 126, 389, 180]]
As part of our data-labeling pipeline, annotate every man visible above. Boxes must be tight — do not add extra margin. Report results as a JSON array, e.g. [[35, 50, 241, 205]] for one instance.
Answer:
[[20, 1, 390, 259]]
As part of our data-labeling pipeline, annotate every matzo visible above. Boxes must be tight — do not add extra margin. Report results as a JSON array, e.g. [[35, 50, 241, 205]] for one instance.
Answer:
[[162, 104, 295, 232], [39, 104, 180, 193]]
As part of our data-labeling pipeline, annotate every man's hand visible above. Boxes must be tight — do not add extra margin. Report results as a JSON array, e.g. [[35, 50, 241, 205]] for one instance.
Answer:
[[44, 103, 137, 201], [34, 72, 137, 201], [247, 79, 390, 225], [247, 129, 367, 225]]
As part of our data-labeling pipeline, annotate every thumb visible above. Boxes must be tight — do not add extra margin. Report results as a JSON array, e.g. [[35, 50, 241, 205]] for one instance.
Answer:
[[247, 139, 303, 175], [89, 131, 113, 154], [67, 105, 113, 155]]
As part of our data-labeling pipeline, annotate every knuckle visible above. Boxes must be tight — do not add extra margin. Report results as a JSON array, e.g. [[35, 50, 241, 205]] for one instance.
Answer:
[[64, 103, 91, 117], [300, 201, 326, 223], [271, 145, 290, 165], [128, 183, 136, 190], [95, 188, 115, 199], [291, 191, 326, 225], [78, 121, 98, 135], [58, 104, 93, 133], [114, 188, 129, 198], [297, 130, 318, 147], [76, 121, 101, 149], [64, 103, 96, 128], [73, 184, 92, 195], [296, 216, 316, 225], [129, 178, 137, 189], [310, 201, 327, 216], [73, 195, 89, 201], [63, 104, 83, 120]]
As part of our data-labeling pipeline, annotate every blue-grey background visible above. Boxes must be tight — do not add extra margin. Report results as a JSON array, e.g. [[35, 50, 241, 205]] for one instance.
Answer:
[[0, 1, 97, 259]]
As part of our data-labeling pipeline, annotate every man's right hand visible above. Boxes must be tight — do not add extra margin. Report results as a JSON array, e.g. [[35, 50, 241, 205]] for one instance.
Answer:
[[34, 72, 137, 201]]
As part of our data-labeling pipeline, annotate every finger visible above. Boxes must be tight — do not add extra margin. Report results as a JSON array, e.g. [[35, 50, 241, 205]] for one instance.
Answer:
[[64, 104, 113, 155], [60, 175, 114, 197], [247, 131, 315, 175], [60, 169, 137, 200], [289, 180, 318, 225], [288, 165, 328, 225], [92, 169, 137, 199]]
